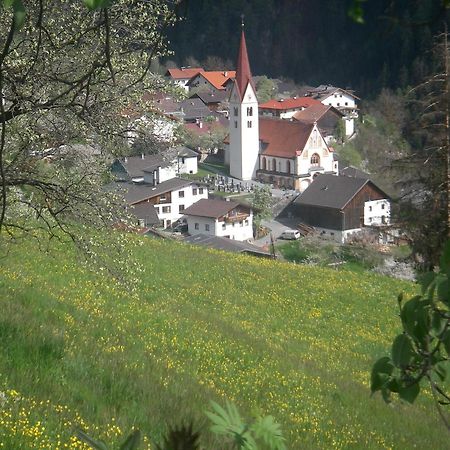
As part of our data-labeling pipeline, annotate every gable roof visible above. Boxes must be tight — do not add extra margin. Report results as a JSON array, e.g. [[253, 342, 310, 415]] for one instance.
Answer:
[[292, 104, 344, 123], [295, 174, 384, 210], [179, 97, 215, 121], [307, 85, 360, 101], [117, 154, 167, 178], [183, 198, 242, 218], [166, 67, 204, 80], [340, 166, 370, 180], [187, 71, 236, 91], [234, 29, 255, 100], [110, 178, 197, 205], [190, 91, 229, 105], [129, 202, 160, 225], [259, 97, 322, 111], [184, 233, 271, 257], [259, 118, 315, 158]]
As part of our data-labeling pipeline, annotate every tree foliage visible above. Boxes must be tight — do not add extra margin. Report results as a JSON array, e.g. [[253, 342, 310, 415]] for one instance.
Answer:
[[371, 241, 450, 431], [0, 0, 179, 254]]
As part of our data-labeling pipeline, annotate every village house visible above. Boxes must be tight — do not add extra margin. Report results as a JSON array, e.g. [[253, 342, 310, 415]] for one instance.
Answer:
[[112, 147, 198, 183], [187, 70, 236, 94], [304, 85, 359, 137], [166, 67, 204, 91], [182, 198, 253, 241], [111, 178, 209, 229], [292, 173, 390, 242]]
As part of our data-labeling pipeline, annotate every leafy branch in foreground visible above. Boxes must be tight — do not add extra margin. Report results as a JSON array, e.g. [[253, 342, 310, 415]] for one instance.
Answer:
[[75, 400, 285, 449], [206, 400, 286, 450], [371, 241, 450, 431]]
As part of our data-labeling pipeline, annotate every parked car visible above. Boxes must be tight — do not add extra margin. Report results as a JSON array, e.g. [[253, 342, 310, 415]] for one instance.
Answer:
[[280, 229, 300, 240]]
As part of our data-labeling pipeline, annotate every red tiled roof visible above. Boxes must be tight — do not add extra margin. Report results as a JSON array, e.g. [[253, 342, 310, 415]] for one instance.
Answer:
[[259, 97, 322, 111], [235, 30, 255, 100], [189, 71, 236, 91], [166, 67, 204, 79], [259, 118, 314, 158]]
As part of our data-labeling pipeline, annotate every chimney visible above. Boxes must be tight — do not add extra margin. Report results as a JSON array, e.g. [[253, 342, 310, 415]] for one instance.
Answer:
[[224, 71, 228, 77], [124, 156, 128, 163], [199, 120, 203, 129], [141, 153, 145, 159]]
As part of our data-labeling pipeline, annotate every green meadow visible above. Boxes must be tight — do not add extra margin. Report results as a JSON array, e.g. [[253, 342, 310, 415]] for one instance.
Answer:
[[0, 234, 445, 449]]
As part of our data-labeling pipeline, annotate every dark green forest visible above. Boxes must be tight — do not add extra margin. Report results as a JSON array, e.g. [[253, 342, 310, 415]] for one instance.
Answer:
[[167, 0, 450, 97]]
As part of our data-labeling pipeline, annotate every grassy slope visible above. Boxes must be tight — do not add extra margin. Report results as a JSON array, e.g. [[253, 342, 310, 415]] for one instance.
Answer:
[[0, 234, 445, 449]]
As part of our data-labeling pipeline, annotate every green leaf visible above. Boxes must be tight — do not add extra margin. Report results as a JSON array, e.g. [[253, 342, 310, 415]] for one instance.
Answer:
[[370, 357, 394, 392], [431, 311, 447, 336], [392, 334, 414, 368], [251, 416, 286, 450], [436, 274, 449, 304], [441, 330, 450, 355], [2, 0, 26, 30], [398, 382, 420, 404], [400, 297, 430, 344], [419, 272, 436, 295], [120, 430, 141, 450], [74, 429, 109, 450], [434, 363, 447, 382]]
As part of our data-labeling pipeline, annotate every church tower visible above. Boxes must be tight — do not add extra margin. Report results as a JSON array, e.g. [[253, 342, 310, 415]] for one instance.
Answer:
[[228, 25, 259, 181]]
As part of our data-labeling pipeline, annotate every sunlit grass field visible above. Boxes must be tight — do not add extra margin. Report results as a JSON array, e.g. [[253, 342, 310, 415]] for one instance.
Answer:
[[0, 234, 445, 449]]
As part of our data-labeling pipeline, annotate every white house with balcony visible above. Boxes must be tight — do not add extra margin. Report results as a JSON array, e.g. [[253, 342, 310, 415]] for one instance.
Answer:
[[183, 198, 253, 241], [305, 85, 359, 137]]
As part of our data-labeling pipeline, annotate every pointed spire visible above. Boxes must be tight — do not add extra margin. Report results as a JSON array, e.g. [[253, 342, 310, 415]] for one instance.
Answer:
[[235, 24, 255, 101]]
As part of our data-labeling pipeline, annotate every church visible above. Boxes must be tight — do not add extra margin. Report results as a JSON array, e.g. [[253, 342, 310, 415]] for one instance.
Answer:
[[224, 27, 339, 192]]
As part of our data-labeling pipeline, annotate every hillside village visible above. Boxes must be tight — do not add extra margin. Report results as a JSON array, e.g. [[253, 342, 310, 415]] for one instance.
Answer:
[[110, 27, 396, 257], [3, 3, 450, 449]]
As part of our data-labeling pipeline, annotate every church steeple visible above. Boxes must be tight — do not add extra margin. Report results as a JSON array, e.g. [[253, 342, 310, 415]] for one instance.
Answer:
[[226, 21, 260, 181], [235, 26, 255, 101]]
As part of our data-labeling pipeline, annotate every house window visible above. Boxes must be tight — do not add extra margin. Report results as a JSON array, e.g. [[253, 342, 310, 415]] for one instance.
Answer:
[[245, 220, 249, 226], [178, 205, 185, 213], [286, 160, 291, 173], [369, 206, 372, 212], [194, 223, 199, 230], [382, 215, 386, 224], [310, 153, 320, 166], [179, 190, 184, 198], [193, 188, 197, 195], [234, 121, 238, 128], [234, 107, 238, 116], [262, 157, 267, 170], [247, 106, 253, 116], [381, 204, 385, 210], [199, 188, 204, 194], [160, 194, 167, 201], [337, 103, 340, 107], [345, 102, 348, 106], [162, 206, 171, 213], [154, 206, 159, 214], [247, 120, 252, 128], [205, 224, 210, 231], [222, 223, 226, 230], [240, 221, 243, 227], [272, 159, 276, 171]]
